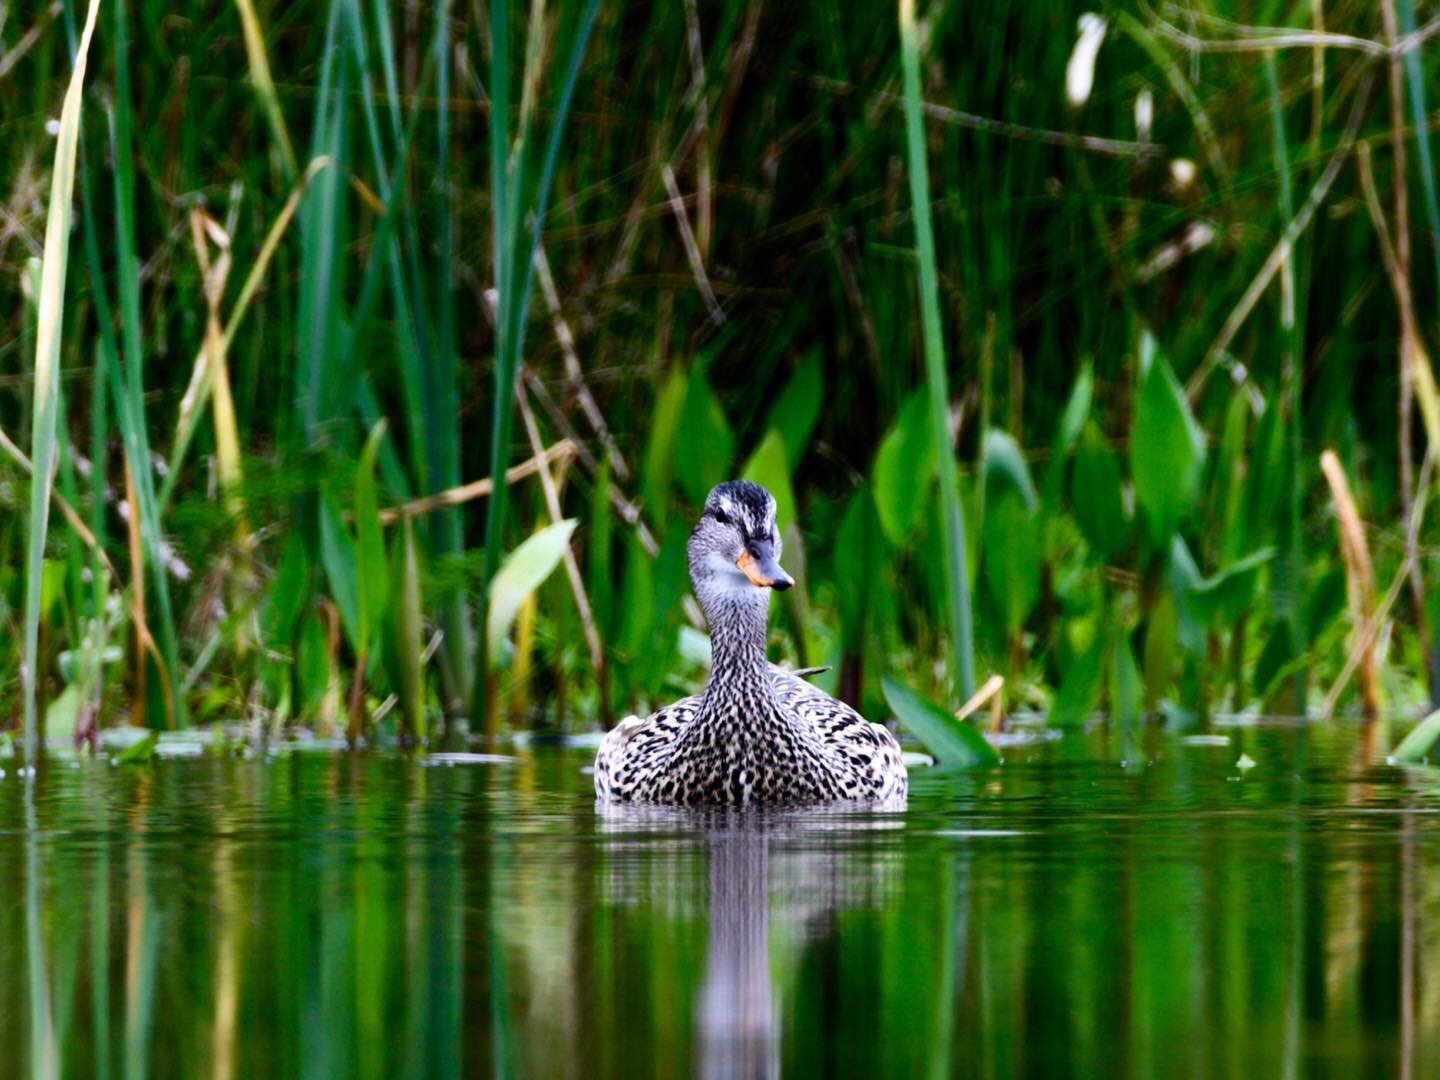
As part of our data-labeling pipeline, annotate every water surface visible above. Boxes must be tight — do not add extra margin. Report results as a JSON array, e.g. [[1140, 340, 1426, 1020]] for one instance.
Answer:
[[1, 720, 1435, 1076]]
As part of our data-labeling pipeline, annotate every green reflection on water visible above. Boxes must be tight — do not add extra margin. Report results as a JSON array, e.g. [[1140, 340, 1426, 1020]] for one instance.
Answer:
[[1, 723, 1434, 1077]]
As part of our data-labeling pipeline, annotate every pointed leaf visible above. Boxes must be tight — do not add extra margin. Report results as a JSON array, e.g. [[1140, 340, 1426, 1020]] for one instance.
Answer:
[[1131, 349, 1204, 546], [764, 348, 823, 466], [882, 676, 999, 768], [873, 389, 935, 544], [1071, 421, 1128, 560], [982, 491, 1040, 634], [742, 428, 797, 530], [642, 370, 688, 526], [982, 428, 1037, 508], [675, 370, 735, 505], [487, 519, 579, 669]]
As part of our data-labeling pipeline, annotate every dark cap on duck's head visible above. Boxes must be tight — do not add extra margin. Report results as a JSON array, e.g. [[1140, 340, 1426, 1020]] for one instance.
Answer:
[[689, 480, 794, 593]]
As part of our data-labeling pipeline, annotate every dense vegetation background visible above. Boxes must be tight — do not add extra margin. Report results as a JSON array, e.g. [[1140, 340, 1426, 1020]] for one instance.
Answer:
[[2, 0, 1437, 748]]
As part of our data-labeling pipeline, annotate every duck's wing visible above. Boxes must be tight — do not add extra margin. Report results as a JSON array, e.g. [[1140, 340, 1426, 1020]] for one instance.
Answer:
[[594, 694, 702, 801], [767, 666, 908, 802]]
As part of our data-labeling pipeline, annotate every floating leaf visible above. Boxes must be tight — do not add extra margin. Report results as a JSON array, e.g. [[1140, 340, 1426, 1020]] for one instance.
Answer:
[[881, 676, 999, 768], [1131, 347, 1204, 546], [487, 520, 579, 669], [873, 389, 934, 544]]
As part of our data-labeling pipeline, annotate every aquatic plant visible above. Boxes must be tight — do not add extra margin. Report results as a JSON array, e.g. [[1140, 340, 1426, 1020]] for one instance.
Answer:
[[2, 0, 1438, 754]]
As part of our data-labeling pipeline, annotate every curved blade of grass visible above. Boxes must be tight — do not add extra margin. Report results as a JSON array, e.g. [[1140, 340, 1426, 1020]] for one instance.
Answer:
[[160, 157, 334, 511], [22, 0, 102, 762], [899, 0, 974, 700], [234, 0, 298, 178]]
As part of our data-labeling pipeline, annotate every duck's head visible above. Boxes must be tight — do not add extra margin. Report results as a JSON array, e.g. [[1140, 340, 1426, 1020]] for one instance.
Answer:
[[688, 481, 794, 606]]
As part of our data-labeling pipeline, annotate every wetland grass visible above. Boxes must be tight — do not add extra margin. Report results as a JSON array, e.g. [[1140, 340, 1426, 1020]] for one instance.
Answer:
[[2, 0, 1440, 758]]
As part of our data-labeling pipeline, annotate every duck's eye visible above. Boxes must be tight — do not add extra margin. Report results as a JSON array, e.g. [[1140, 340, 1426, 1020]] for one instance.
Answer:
[[710, 508, 731, 526]]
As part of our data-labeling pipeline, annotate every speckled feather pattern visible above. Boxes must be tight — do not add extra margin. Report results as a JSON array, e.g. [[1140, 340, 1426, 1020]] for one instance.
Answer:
[[595, 481, 908, 808]]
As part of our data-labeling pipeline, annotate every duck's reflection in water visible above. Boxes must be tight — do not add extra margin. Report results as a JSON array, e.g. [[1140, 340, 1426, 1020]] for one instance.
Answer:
[[596, 803, 906, 1079]]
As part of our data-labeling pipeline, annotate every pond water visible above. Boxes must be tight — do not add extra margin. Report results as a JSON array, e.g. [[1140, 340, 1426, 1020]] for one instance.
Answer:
[[1, 720, 1436, 1077]]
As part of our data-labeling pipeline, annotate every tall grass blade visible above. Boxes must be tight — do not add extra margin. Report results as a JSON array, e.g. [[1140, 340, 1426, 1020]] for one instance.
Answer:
[[1265, 50, 1307, 713], [110, 0, 182, 724], [22, 0, 102, 761], [898, 0, 975, 700], [233, 0, 298, 178], [475, 0, 603, 722]]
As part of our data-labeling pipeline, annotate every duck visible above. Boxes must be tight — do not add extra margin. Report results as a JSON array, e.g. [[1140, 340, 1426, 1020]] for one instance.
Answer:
[[594, 480, 908, 806]]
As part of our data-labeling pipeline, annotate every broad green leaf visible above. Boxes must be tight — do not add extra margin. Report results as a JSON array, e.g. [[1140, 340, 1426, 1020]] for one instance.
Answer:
[[873, 389, 934, 544], [487, 519, 578, 669], [1131, 348, 1204, 546], [319, 495, 360, 651], [642, 369, 688, 526], [1051, 627, 1107, 727], [1392, 709, 1440, 764], [1071, 421, 1127, 560], [882, 676, 999, 768], [676, 370, 736, 505], [354, 421, 390, 651], [742, 428, 797, 529], [1188, 547, 1275, 625], [764, 348, 823, 466], [982, 428, 1037, 509], [982, 491, 1040, 634]]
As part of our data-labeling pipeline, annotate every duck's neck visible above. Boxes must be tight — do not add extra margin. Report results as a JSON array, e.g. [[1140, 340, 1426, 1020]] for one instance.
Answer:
[[699, 591, 777, 711]]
